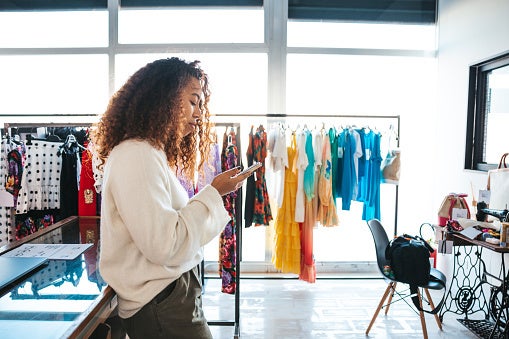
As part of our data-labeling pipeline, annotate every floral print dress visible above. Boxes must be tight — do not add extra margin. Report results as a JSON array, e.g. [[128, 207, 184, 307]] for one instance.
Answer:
[[245, 125, 272, 226], [219, 128, 238, 294]]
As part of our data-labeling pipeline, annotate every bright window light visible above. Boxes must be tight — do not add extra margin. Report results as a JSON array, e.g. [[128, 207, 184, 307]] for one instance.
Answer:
[[0, 55, 109, 115], [0, 11, 108, 48], [287, 54, 437, 115], [119, 8, 264, 44], [115, 53, 267, 115], [288, 21, 436, 50]]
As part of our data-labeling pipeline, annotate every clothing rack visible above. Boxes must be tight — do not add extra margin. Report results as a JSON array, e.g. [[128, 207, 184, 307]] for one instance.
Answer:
[[202, 122, 242, 338], [3, 119, 243, 338], [214, 113, 401, 236]]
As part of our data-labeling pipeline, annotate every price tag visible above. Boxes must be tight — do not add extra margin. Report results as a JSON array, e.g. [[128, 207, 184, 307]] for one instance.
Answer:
[[452, 207, 468, 219], [337, 147, 344, 158]]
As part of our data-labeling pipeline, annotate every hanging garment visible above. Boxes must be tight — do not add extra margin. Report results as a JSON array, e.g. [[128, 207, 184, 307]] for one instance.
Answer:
[[0, 138, 17, 245], [88, 141, 103, 194], [362, 131, 382, 220], [303, 130, 315, 201], [197, 137, 221, 192], [339, 128, 357, 211], [355, 128, 369, 202], [16, 140, 62, 214], [248, 125, 272, 226], [78, 142, 97, 216], [317, 133, 339, 227], [329, 127, 341, 201], [268, 125, 288, 209], [59, 146, 80, 219], [244, 126, 256, 227], [311, 129, 324, 218], [294, 131, 308, 223], [272, 133, 301, 274], [299, 130, 316, 283], [6, 149, 23, 206], [350, 129, 363, 200], [219, 129, 238, 294], [177, 173, 195, 198]]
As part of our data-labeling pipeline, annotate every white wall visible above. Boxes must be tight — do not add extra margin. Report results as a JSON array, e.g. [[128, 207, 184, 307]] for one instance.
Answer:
[[399, 0, 509, 234], [433, 0, 509, 277]]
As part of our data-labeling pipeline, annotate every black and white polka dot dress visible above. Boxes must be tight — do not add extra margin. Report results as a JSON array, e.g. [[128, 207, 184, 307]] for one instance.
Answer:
[[16, 141, 62, 214]]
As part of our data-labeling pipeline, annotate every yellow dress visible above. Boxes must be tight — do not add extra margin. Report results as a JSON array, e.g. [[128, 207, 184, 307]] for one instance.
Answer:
[[272, 133, 301, 274]]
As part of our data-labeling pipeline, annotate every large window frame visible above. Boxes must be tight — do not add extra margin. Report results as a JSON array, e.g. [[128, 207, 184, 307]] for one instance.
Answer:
[[465, 51, 509, 171], [0, 1, 438, 269]]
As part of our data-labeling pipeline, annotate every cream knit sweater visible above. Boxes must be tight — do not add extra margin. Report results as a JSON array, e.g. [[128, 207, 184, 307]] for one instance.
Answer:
[[99, 140, 230, 318]]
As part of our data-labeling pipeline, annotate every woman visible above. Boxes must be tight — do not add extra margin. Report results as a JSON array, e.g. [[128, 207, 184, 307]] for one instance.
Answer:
[[92, 57, 249, 338]]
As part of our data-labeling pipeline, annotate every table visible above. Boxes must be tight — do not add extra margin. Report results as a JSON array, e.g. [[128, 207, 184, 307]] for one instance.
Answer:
[[0, 216, 116, 339], [439, 233, 509, 338]]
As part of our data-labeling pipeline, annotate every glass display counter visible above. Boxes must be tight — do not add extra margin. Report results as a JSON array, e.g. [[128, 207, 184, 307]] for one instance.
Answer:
[[0, 216, 115, 339]]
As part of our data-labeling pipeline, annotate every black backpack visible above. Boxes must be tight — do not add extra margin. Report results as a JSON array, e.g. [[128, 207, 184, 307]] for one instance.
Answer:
[[385, 235, 432, 286], [385, 234, 445, 314]]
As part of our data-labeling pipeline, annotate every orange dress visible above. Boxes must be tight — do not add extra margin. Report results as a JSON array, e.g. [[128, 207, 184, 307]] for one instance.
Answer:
[[272, 133, 301, 274], [299, 131, 317, 283]]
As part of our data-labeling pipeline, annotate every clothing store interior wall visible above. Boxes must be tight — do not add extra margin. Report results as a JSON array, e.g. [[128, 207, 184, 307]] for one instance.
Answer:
[[0, 0, 507, 274]]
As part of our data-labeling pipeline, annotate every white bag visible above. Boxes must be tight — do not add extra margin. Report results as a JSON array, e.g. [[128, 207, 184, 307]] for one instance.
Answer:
[[487, 153, 509, 209]]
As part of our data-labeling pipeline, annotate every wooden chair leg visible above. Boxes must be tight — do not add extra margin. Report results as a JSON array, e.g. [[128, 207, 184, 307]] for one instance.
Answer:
[[366, 282, 394, 335], [417, 289, 428, 339], [385, 282, 397, 315], [424, 288, 443, 330]]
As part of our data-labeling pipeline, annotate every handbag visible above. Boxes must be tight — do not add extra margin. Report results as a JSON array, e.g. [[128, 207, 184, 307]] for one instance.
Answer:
[[487, 153, 509, 210], [437, 193, 471, 226], [381, 149, 401, 184]]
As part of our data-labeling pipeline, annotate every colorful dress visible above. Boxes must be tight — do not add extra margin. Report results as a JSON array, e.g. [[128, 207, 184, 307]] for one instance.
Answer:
[[317, 134, 339, 226], [219, 128, 238, 294], [299, 130, 316, 283], [78, 142, 97, 216], [294, 131, 308, 223], [272, 133, 301, 274], [245, 125, 272, 226]]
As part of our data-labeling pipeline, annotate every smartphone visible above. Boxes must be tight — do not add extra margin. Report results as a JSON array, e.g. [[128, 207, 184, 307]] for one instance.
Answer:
[[238, 162, 262, 177]]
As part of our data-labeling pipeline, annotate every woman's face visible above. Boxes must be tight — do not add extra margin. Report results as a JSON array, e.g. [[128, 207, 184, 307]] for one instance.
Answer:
[[181, 77, 204, 137]]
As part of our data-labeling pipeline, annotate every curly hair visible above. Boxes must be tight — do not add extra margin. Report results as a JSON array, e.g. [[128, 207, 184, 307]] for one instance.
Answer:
[[91, 57, 214, 181]]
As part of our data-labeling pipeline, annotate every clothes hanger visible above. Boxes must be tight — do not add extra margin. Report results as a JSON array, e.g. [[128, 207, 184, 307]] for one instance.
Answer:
[[46, 127, 62, 142]]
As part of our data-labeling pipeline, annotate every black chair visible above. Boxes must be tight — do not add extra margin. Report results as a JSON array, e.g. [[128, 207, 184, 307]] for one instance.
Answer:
[[366, 218, 447, 339]]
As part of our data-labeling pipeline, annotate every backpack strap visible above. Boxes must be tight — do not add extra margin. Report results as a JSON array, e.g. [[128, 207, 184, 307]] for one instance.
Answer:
[[410, 273, 447, 314]]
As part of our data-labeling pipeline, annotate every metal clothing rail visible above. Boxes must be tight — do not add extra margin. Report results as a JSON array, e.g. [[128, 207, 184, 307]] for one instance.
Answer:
[[203, 121, 242, 338], [3, 119, 243, 338], [214, 113, 401, 236]]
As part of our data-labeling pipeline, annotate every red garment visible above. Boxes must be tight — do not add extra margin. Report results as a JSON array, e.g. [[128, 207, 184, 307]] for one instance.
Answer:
[[299, 199, 316, 283], [78, 143, 97, 216]]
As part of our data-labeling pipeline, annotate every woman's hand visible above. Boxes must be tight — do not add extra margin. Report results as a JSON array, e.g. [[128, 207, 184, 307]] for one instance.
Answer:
[[211, 167, 252, 196]]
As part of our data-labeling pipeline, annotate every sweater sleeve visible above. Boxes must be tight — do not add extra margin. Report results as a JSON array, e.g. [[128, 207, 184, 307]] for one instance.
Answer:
[[104, 141, 230, 267]]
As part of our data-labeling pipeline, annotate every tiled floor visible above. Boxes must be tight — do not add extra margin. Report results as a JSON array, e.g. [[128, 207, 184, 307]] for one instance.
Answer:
[[203, 277, 480, 339]]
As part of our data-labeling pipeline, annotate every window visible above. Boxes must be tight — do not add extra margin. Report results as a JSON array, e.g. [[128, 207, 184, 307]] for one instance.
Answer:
[[118, 8, 264, 44], [0, 55, 109, 115], [465, 51, 509, 171], [115, 53, 267, 115], [287, 21, 436, 50], [0, 11, 108, 48]]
